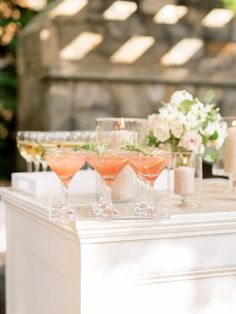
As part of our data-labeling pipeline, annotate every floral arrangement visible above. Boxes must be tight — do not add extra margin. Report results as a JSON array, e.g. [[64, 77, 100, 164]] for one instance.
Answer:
[[147, 90, 227, 162]]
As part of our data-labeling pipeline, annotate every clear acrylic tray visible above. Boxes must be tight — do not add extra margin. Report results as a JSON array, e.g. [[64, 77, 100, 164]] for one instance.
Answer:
[[49, 192, 170, 221]]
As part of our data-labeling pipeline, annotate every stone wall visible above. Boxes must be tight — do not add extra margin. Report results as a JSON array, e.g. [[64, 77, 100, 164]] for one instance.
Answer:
[[41, 79, 234, 130], [17, 0, 236, 131]]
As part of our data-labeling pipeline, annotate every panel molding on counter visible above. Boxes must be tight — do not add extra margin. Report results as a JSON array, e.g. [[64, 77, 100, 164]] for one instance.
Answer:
[[2, 187, 236, 243]]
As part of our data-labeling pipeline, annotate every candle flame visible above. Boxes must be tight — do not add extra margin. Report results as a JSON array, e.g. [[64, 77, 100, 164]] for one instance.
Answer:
[[232, 120, 236, 127], [183, 157, 188, 165], [119, 117, 125, 129]]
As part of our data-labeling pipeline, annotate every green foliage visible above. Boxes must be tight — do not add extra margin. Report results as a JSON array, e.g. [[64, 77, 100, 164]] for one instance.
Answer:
[[0, 0, 53, 179], [147, 130, 158, 147], [204, 149, 219, 164], [204, 90, 215, 104], [209, 131, 219, 141], [222, 0, 236, 13], [202, 135, 208, 145], [179, 99, 194, 114]]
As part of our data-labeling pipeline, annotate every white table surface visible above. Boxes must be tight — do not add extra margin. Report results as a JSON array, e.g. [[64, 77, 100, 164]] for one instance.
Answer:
[[2, 178, 236, 314]]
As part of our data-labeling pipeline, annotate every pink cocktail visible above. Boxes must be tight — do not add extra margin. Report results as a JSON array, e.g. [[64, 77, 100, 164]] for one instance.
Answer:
[[128, 149, 171, 216], [87, 151, 130, 216], [44, 148, 87, 218], [88, 153, 129, 185], [129, 155, 171, 186]]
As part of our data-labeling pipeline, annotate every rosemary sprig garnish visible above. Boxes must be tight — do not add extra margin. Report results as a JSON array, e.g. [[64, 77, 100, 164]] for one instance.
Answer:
[[121, 143, 144, 153], [96, 143, 108, 156], [121, 143, 146, 154], [73, 141, 97, 152], [73, 141, 108, 156]]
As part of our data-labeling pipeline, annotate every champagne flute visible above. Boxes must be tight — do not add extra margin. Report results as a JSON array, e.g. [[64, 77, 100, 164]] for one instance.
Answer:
[[29, 131, 46, 172], [16, 131, 33, 172]]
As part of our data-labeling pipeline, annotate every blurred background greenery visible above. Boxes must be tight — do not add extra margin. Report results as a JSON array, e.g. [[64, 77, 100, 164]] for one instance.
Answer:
[[0, 0, 54, 182]]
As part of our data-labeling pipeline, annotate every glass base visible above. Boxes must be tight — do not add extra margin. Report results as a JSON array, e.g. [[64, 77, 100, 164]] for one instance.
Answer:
[[92, 196, 120, 218], [173, 196, 200, 210], [49, 198, 171, 221], [132, 197, 169, 218], [50, 201, 81, 219]]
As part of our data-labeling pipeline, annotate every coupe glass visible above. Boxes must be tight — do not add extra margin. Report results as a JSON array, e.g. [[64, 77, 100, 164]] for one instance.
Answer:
[[87, 149, 130, 217], [39, 131, 72, 171], [171, 152, 202, 209], [212, 116, 236, 191], [38, 131, 96, 171], [16, 131, 34, 172], [128, 148, 171, 217], [44, 147, 87, 218]]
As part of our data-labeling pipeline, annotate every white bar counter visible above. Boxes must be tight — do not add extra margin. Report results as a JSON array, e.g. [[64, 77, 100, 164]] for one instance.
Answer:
[[2, 186, 236, 314]]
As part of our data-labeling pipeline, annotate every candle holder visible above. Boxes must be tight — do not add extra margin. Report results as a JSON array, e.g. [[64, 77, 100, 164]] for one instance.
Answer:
[[96, 117, 147, 148], [212, 117, 236, 191], [171, 152, 202, 210], [95, 118, 147, 215]]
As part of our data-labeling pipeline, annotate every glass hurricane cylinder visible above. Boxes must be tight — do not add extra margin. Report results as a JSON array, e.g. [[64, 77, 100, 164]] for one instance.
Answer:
[[95, 117, 147, 208]]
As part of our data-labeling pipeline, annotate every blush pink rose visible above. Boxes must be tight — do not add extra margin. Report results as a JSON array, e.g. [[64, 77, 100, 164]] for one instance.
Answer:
[[179, 131, 201, 152]]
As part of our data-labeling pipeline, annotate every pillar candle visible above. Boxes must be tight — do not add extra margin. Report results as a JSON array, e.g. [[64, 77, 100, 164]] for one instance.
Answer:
[[111, 130, 136, 148], [224, 127, 236, 174], [174, 166, 195, 196], [111, 130, 137, 200]]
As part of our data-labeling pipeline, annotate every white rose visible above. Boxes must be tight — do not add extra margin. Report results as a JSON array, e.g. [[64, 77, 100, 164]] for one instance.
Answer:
[[191, 101, 207, 120], [159, 103, 178, 121], [170, 120, 183, 139], [176, 111, 187, 125], [153, 119, 170, 142], [170, 90, 193, 107], [186, 111, 199, 129], [179, 131, 201, 152]]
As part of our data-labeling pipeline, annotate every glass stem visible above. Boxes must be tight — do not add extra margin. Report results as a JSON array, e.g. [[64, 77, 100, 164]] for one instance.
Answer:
[[104, 183, 119, 216], [105, 184, 113, 210], [62, 184, 69, 206], [26, 162, 33, 172], [42, 161, 48, 172], [34, 160, 40, 172], [136, 177, 143, 202], [145, 183, 155, 210]]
